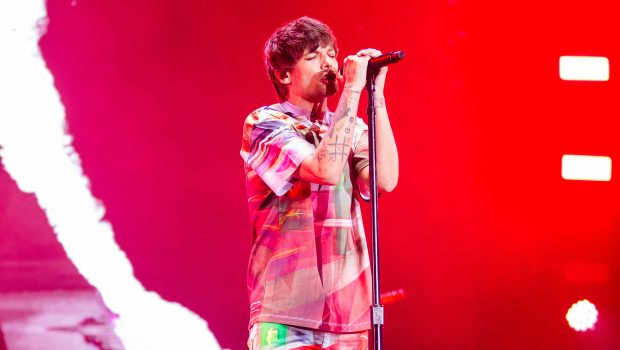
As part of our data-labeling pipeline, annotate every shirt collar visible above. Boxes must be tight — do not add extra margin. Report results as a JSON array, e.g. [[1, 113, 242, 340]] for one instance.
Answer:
[[281, 101, 330, 123]]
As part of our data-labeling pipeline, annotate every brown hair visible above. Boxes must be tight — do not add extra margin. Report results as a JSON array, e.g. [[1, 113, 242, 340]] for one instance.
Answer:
[[264, 17, 338, 101]]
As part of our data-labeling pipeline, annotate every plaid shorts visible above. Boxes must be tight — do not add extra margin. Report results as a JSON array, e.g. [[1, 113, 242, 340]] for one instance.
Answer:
[[247, 322, 369, 350]]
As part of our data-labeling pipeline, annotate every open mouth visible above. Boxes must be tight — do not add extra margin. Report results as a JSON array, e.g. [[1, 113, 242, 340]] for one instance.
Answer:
[[321, 71, 337, 84]]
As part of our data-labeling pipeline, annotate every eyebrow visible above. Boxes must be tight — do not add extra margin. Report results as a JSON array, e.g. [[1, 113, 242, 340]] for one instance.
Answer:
[[307, 46, 336, 55]]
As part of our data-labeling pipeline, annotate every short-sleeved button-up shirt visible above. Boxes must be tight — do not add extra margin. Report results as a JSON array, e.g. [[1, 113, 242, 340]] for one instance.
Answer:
[[240, 101, 372, 332]]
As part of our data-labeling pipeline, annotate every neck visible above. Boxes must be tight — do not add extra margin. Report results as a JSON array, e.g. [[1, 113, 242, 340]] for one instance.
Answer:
[[286, 95, 328, 118]]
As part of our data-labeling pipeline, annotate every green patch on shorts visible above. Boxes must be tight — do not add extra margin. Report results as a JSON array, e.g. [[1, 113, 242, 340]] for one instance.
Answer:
[[260, 322, 288, 347]]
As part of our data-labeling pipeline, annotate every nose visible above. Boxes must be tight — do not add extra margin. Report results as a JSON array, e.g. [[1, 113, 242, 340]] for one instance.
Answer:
[[320, 53, 334, 71]]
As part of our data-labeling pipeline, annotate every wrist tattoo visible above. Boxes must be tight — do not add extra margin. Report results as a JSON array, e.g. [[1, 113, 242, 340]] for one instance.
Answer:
[[375, 97, 386, 108], [345, 86, 362, 94]]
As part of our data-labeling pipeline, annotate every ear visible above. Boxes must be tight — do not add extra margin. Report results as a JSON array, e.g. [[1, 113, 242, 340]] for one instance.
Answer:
[[278, 71, 291, 85]]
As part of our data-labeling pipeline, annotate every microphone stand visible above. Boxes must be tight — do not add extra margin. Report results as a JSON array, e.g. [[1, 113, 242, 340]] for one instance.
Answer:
[[366, 70, 384, 350]]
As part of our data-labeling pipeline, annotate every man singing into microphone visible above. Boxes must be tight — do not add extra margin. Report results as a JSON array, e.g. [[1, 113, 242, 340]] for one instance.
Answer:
[[240, 17, 399, 349]]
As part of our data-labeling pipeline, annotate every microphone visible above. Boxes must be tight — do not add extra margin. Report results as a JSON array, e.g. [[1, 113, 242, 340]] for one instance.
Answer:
[[368, 50, 406, 70], [338, 50, 406, 76]]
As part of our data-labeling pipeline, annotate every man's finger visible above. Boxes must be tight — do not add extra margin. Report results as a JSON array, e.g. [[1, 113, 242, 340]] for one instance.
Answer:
[[368, 50, 383, 58], [357, 48, 381, 57]]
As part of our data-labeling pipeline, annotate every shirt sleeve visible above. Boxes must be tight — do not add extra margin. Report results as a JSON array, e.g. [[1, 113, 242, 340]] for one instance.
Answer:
[[352, 117, 370, 175], [246, 115, 315, 196], [352, 117, 370, 200]]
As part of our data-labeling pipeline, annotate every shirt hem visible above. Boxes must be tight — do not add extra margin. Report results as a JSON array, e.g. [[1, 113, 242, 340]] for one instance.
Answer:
[[249, 313, 372, 333]]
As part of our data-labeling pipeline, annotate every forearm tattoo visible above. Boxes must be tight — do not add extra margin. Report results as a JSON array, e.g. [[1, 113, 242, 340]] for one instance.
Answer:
[[319, 87, 359, 163]]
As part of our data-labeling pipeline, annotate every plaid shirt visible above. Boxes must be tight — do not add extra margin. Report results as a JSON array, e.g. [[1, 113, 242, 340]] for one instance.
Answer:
[[240, 101, 372, 332]]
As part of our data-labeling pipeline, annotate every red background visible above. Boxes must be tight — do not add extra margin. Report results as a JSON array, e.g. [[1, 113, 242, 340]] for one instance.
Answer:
[[1, 0, 619, 349]]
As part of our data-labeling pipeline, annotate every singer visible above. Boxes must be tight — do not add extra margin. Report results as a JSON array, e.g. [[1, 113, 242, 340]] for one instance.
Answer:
[[240, 17, 399, 349]]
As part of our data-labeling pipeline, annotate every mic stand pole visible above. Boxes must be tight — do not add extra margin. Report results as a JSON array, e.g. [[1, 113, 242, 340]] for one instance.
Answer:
[[366, 70, 384, 350]]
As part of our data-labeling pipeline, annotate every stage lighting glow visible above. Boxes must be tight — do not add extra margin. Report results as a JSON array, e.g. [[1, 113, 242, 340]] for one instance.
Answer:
[[561, 155, 612, 181], [566, 299, 598, 332], [559, 56, 610, 81], [0, 1, 221, 349]]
